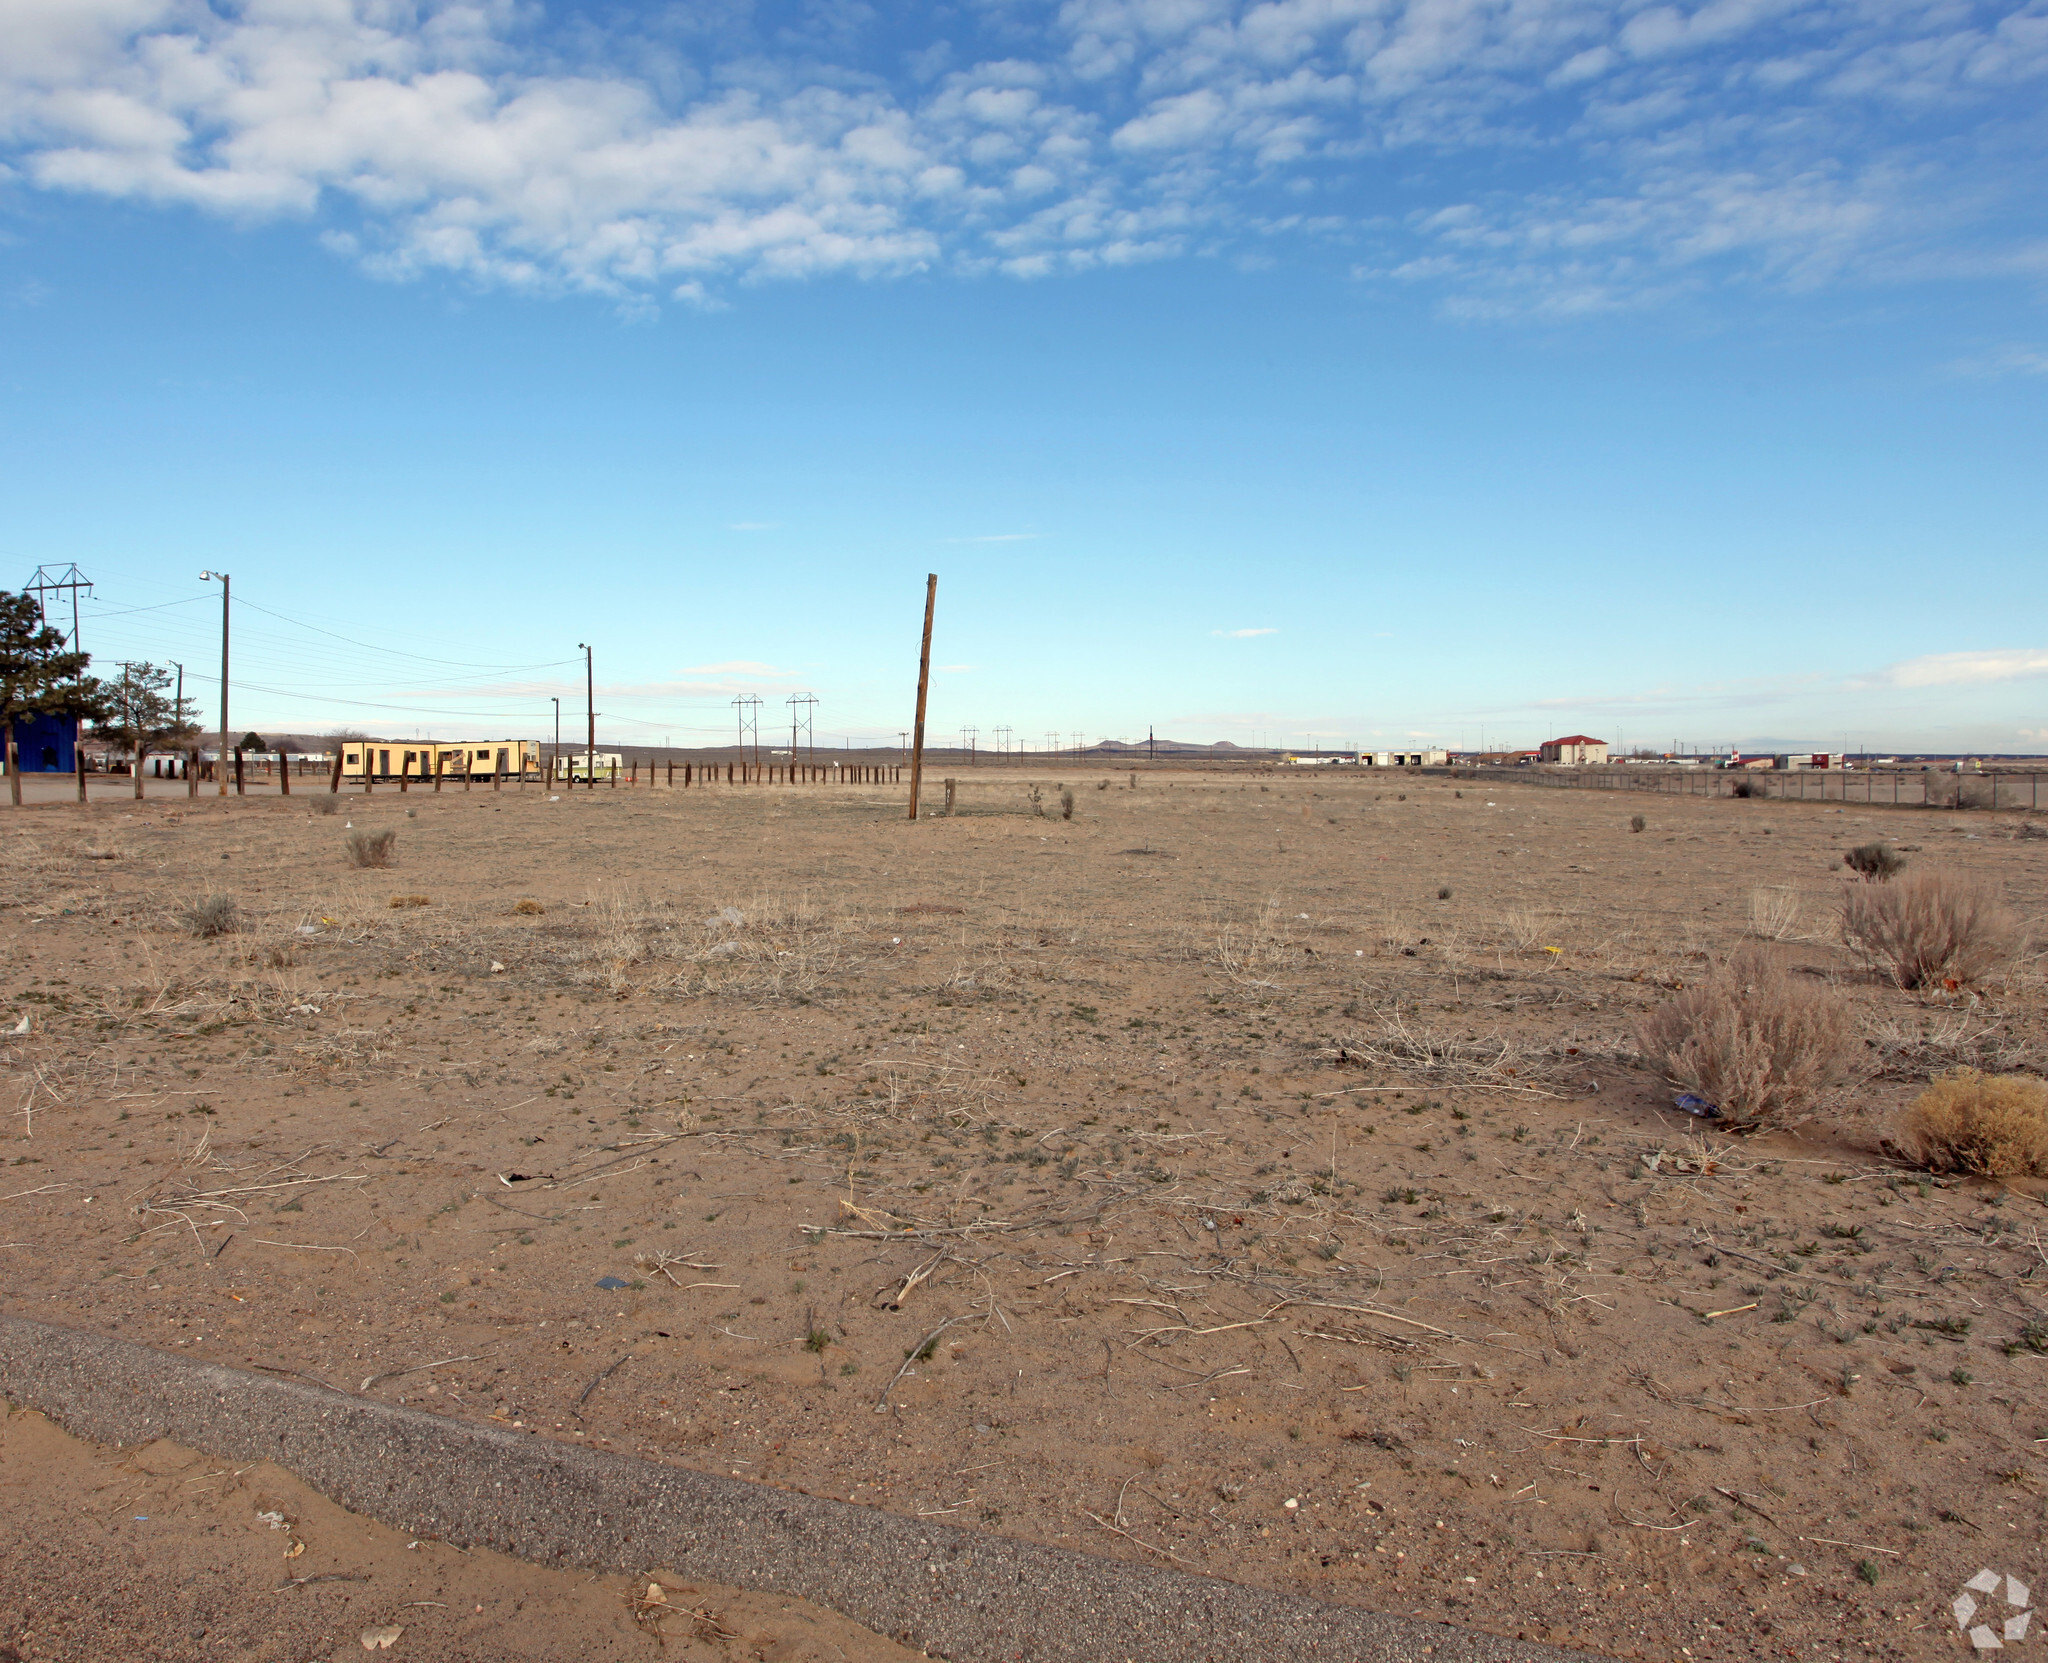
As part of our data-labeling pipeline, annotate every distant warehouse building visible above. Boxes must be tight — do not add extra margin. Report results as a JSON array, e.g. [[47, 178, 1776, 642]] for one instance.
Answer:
[[1364, 748, 1447, 767], [1540, 735, 1609, 765]]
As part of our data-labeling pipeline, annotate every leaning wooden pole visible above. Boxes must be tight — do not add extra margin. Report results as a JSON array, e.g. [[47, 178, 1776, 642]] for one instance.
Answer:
[[907, 573, 937, 821]]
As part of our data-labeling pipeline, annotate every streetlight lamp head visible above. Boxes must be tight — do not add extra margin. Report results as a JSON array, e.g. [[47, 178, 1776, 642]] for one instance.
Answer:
[[199, 570, 213, 580]]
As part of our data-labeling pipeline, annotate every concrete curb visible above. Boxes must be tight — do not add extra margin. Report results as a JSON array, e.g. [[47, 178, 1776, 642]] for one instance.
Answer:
[[0, 1312, 1580, 1662]]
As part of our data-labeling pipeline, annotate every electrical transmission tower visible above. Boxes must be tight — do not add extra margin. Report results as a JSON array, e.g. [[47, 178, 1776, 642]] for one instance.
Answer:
[[787, 693, 817, 769], [24, 565, 92, 651], [960, 724, 977, 765], [993, 724, 1012, 759], [1069, 732, 1082, 760], [732, 694, 762, 773], [1044, 732, 1059, 759]]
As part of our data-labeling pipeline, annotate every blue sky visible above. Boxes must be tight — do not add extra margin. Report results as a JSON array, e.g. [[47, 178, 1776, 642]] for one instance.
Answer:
[[3, 0, 2046, 754]]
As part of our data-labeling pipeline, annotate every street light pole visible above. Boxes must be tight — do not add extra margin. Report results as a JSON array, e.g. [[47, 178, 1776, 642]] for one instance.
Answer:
[[577, 643, 594, 791], [199, 571, 229, 796]]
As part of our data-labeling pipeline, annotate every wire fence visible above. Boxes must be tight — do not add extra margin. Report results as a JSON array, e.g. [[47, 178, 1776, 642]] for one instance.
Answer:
[[1466, 767, 2048, 811]]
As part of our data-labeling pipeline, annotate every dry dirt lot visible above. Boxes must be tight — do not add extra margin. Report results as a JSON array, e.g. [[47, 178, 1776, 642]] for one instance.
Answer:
[[3, 768, 2046, 1661]]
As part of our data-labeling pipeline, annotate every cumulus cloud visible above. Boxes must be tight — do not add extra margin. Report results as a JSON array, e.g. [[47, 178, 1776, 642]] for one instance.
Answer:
[[1, 0, 2042, 309]]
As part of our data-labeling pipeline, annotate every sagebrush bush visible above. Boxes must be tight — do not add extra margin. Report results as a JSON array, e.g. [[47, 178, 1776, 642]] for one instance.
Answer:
[[344, 828, 397, 869], [1636, 947, 1857, 1131], [1843, 841, 1904, 882], [1630, 814, 1647, 833], [1891, 1069, 2048, 1177], [1059, 787, 1075, 821], [513, 899, 545, 915], [1839, 869, 2019, 989], [311, 796, 340, 816], [182, 894, 242, 939]]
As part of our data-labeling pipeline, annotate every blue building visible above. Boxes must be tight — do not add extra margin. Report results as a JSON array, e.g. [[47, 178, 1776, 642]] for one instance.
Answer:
[[4, 712, 79, 773]]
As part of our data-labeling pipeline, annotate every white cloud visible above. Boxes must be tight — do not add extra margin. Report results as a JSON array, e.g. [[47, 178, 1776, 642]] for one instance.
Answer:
[[1213, 626, 1278, 637], [1865, 648, 2048, 689], [0, 0, 2041, 309], [1949, 344, 2048, 378]]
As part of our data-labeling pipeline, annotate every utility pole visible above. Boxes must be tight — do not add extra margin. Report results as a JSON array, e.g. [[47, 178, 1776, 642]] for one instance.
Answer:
[[907, 573, 937, 820], [1148, 724, 1155, 763], [551, 696, 560, 779], [732, 695, 762, 776], [961, 724, 977, 766], [199, 571, 229, 795], [25, 565, 92, 653], [788, 692, 817, 770], [577, 643, 594, 790], [993, 724, 1011, 760], [1045, 731, 1058, 759]]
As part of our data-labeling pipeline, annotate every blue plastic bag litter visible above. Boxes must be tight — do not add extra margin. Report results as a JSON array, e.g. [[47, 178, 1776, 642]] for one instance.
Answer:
[[595, 1275, 629, 1290], [1674, 1094, 1719, 1118]]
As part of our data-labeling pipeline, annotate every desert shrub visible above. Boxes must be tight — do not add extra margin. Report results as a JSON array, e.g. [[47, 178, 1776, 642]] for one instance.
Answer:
[[1728, 777, 1759, 799], [1843, 842, 1904, 882], [388, 893, 430, 909], [1436, 885, 1452, 900], [1059, 787, 1075, 821], [1839, 869, 2019, 989], [1636, 947, 1857, 1131], [312, 795, 340, 816], [513, 899, 545, 915], [1890, 1069, 2048, 1177], [344, 828, 397, 869], [1630, 814, 1647, 833], [182, 894, 242, 939]]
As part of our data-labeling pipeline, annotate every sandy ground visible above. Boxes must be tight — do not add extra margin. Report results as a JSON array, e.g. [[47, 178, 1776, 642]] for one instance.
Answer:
[[0, 1397, 919, 1662], [2, 766, 2045, 1661]]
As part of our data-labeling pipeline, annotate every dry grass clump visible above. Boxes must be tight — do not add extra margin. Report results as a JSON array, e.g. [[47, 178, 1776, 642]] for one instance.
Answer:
[[1747, 887, 1803, 941], [311, 796, 340, 816], [181, 894, 243, 939], [1839, 869, 2019, 989], [344, 828, 397, 869], [388, 894, 430, 909], [1637, 947, 1857, 1131], [1890, 1069, 2048, 1176], [513, 899, 545, 915], [1335, 1008, 1549, 1086]]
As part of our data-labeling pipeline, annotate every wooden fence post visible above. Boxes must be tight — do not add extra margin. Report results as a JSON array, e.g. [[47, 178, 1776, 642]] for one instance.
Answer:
[[279, 751, 291, 795]]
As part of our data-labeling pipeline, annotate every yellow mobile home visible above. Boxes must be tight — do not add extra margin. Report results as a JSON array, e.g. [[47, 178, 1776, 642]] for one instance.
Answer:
[[339, 740, 538, 784]]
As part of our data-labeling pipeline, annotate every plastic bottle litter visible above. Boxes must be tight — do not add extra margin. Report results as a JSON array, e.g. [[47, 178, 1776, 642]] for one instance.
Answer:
[[1674, 1093, 1719, 1117]]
